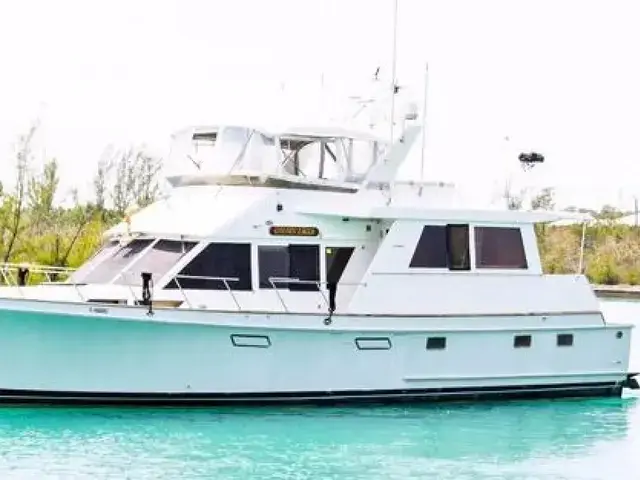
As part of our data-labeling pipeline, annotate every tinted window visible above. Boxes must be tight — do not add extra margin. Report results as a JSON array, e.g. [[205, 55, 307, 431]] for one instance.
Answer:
[[426, 337, 447, 350], [259, 246, 289, 288], [77, 239, 154, 284], [289, 245, 320, 291], [475, 227, 528, 269], [409, 225, 470, 270], [557, 333, 574, 347], [69, 240, 119, 283], [409, 226, 447, 268], [514, 335, 532, 348], [446, 225, 470, 270], [114, 240, 198, 286], [167, 243, 251, 290], [259, 244, 320, 290], [326, 247, 355, 283]]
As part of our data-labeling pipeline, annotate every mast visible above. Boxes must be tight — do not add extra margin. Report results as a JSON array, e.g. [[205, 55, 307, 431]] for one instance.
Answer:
[[419, 63, 429, 183], [387, 0, 399, 156]]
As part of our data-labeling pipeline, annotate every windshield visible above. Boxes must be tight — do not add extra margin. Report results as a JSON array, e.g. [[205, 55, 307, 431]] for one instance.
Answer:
[[114, 239, 198, 286], [70, 239, 153, 284]]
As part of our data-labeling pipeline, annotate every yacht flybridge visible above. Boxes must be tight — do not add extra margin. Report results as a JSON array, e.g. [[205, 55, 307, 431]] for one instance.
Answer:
[[0, 98, 637, 405]]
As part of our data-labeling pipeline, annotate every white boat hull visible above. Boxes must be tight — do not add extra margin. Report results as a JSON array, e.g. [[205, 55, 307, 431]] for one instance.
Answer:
[[0, 298, 635, 405]]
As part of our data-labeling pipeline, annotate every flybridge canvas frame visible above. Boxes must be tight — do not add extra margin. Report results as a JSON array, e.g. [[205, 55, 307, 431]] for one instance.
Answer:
[[165, 125, 389, 190]]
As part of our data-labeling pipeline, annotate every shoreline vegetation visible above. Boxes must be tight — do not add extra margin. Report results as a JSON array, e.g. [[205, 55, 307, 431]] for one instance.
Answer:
[[1, 126, 639, 294]]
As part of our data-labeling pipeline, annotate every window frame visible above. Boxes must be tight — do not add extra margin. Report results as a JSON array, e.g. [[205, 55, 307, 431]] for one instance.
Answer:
[[557, 333, 574, 347], [474, 226, 528, 270], [165, 242, 253, 291], [513, 334, 532, 348], [409, 224, 470, 271], [113, 239, 198, 286], [257, 244, 321, 291], [426, 337, 447, 350]]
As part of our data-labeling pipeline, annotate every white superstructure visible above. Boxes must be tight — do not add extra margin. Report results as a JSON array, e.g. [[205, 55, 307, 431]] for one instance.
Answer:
[[0, 83, 636, 405]]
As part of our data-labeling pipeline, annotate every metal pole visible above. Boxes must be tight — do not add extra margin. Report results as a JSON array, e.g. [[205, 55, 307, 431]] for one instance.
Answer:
[[387, 0, 399, 153], [419, 62, 429, 183], [578, 221, 587, 274]]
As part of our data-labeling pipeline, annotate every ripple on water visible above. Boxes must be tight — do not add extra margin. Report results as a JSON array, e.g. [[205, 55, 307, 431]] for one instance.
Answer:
[[0, 397, 637, 479]]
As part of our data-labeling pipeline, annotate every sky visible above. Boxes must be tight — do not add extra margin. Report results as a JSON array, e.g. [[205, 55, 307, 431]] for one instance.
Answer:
[[1, 0, 640, 210]]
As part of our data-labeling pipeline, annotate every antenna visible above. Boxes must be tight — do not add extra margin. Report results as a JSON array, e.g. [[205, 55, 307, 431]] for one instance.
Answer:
[[387, 0, 399, 153], [419, 63, 429, 183]]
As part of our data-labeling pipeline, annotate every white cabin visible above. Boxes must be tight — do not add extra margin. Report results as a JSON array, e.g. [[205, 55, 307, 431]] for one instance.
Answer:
[[3, 119, 594, 320]]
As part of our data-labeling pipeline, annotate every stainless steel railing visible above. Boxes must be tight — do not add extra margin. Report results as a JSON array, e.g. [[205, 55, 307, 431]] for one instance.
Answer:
[[172, 275, 241, 310]]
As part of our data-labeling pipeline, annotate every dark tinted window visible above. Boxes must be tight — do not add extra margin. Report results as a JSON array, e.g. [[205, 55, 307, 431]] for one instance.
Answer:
[[259, 246, 289, 288], [289, 245, 320, 291], [325, 247, 355, 284], [167, 243, 251, 290], [409, 226, 447, 268], [475, 227, 528, 269], [426, 337, 447, 350], [557, 333, 574, 347], [77, 239, 154, 284], [259, 244, 320, 290], [114, 240, 197, 286], [446, 225, 470, 270], [514, 335, 532, 348], [410, 225, 470, 270]]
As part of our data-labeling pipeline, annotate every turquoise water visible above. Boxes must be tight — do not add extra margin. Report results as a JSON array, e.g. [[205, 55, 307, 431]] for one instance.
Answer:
[[0, 300, 638, 479]]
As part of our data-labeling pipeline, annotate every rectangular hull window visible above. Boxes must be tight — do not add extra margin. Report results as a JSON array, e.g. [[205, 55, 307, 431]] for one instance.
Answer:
[[475, 227, 528, 269], [230, 334, 271, 348], [426, 337, 447, 350], [355, 337, 392, 350], [514, 335, 532, 348], [557, 333, 574, 347], [167, 243, 252, 290]]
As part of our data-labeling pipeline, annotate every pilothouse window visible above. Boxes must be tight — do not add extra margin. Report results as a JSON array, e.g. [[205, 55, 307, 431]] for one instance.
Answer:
[[258, 244, 320, 291], [167, 243, 252, 290], [69, 240, 119, 283], [410, 225, 470, 271], [72, 239, 153, 284], [114, 240, 198, 286], [475, 227, 528, 269]]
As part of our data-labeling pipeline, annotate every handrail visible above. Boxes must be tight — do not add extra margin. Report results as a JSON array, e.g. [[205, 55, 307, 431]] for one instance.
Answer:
[[0, 262, 76, 272], [173, 275, 241, 310], [0, 263, 84, 301], [265, 278, 368, 313], [267, 277, 332, 313]]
